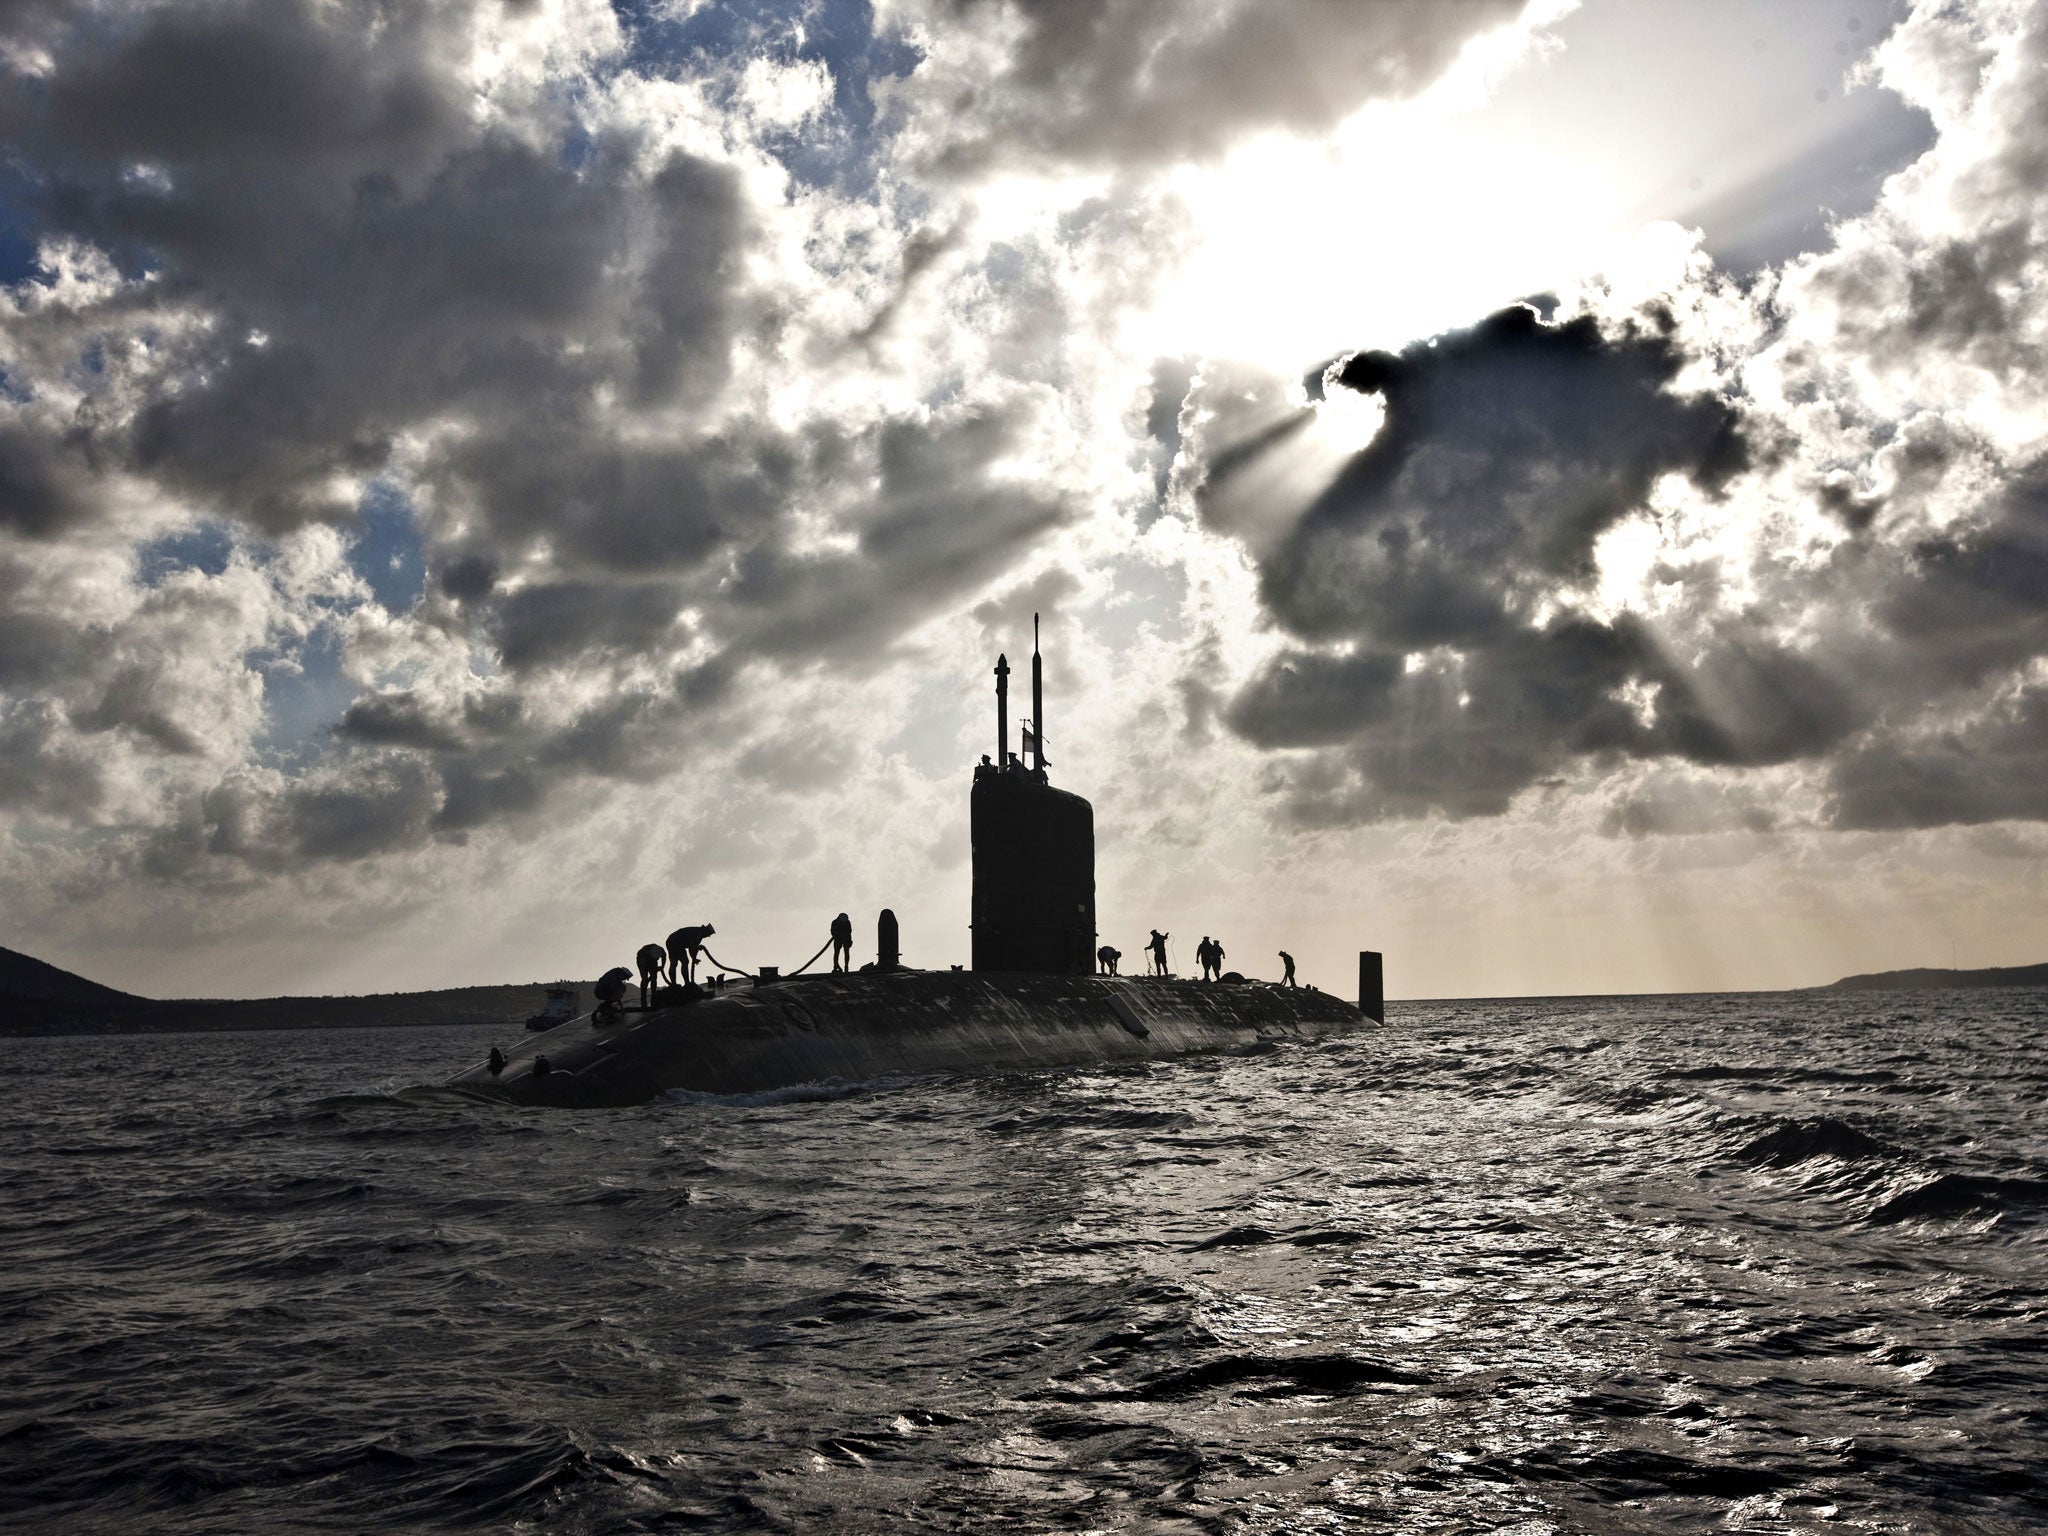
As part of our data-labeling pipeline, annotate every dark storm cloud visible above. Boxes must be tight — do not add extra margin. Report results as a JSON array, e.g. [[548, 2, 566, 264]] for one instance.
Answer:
[[719, 400, 1072, 660], [1636, 626, 1867, 769], [1229, 614, 1861, 791], [433, 758, 544, 835], [1225, 650, 1402, 749], [1193, 304, 1900, 823], [492, 580, 690, 674], [14, 2, 462, 175], [1255, 306, 1747, 645], [1872, 465, 2048, 690], [0, 559, 82, 687], [893, 0, 1524, 171], [1805, 459, 2048, 830], [71, 662, 207, 754], [287, 756, 441, 861], [437, 553, 498, 602], [531, 690, 670, 781], [114, 130, 745, 536], [1827, 683, 2048, 830], [0, 421, 100, 539], [426, 419, 786, 578], [337, 691, 468, 753]]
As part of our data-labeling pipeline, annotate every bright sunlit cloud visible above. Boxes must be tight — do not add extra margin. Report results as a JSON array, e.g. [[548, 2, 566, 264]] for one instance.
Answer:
[[1143, 63, 1628, 368]]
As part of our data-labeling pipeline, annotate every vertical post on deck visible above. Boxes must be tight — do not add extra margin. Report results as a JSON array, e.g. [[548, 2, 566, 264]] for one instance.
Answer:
[[1358, 951, 1383, 1022]]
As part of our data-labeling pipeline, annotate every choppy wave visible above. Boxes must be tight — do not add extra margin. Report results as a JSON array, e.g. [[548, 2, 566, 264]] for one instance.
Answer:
[[2, 987, 2045, 1533], [1732, 1115, 1897, 1167], [1866, 1172, 2048, 1227]]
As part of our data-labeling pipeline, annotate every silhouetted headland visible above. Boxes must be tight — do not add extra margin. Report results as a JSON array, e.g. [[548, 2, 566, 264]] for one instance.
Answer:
[[0, 943, 585, 1038], [1824, 962, 2048, 992]]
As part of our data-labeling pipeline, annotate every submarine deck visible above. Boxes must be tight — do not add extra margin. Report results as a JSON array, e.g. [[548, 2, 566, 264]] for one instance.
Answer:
[[447, 969, 1365, 1107]]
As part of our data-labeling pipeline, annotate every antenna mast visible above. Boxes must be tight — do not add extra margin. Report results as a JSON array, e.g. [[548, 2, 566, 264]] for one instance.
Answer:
[[1029, 613, 1045, 777]]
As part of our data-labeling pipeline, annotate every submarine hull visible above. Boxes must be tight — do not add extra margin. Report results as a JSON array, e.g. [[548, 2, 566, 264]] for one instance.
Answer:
[[447, 971, 1365, 1108]]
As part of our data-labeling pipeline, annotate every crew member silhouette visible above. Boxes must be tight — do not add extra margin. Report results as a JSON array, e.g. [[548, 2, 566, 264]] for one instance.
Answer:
[[665, 924, 715, 986], [594, 965, 634, 1017], [1097, 945, 1121, 976], [1279, 950, 1296, 987], [636, 943, 667, 1006], [1147, 929, 1169, 976], [1197, 936, 1225, 981], [830, 912, 854, 973]]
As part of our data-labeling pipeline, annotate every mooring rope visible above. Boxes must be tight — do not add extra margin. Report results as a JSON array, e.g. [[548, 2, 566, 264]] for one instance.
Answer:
[[783, 938, 835, 978], [697, 936, 835, 984], [696, 945, 753, 982]]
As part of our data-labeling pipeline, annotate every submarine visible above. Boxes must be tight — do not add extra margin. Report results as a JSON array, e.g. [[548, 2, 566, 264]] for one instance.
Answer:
[[448, 622, 1381, 1107]]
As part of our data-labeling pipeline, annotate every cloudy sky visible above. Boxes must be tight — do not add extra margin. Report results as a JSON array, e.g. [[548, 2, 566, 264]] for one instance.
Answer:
[[1, 0, 2043, 1001]]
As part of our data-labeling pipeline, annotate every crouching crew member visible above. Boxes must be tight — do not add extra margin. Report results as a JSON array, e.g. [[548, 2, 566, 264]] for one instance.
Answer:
[[594, 965, 634, 1017]]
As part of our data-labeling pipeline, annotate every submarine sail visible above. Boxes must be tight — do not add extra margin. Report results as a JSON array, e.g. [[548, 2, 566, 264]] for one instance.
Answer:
[[971, 615, 1095, 974]]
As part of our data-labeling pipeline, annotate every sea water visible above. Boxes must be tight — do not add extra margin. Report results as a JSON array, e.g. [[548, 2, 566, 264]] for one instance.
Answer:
[[2, 989, 2043, 1533]]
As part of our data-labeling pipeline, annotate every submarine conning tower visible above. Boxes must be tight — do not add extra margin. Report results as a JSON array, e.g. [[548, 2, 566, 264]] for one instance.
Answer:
[[972, 615, 1097, 974]]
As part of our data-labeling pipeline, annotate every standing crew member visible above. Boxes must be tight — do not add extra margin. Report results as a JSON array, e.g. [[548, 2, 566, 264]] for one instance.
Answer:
[[636, 943, 667, 1006], [665, 924, 715, 986], [830, 912, 854, 974], [1279, 951, 1297, 987], [1147, 929, 1169, 976], [1097, 945, 1121, 976]]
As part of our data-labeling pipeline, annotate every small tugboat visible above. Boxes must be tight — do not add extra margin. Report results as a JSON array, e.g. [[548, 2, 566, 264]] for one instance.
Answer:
[[451, 622, 1381, 1106], [524, 987, 580, 1033]]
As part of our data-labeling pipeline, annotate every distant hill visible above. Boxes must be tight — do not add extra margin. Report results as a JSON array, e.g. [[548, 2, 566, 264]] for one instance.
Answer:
[[1825, 962, 2048, 992], [0, 945, 142, 1008], [0, 943, 588, 1038]]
